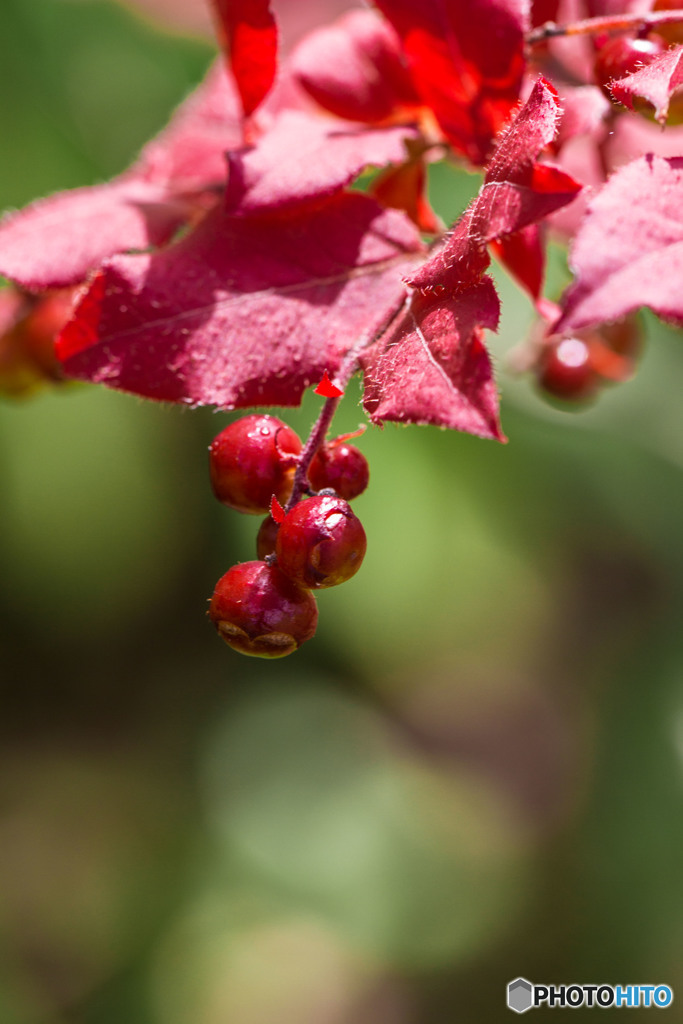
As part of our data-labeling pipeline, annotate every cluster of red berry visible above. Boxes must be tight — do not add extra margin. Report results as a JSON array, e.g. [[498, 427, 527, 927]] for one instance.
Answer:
[[207, 414, 369, 658]]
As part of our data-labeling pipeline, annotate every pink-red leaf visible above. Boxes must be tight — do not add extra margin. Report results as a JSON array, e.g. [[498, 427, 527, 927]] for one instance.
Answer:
[[610, 43, 683, 123], [209, 0, 278, 118], [360, 283, 505, 439], [290, 9, 420, 124], [0, 63, 242, 291], [373, 0, 529, 163], [558, 154, 683, 330], [362, 78, 579, 439], [408, 209, 491, 296], [409, 79, 581, 296], [224, 111, 419, 216], [56, 192, 425, 407], [483, 77, 561, 186], [472, 80, 582, 239], [473, 160, 581, 243], [0, 182, 191, 292], [489, 224, 545, 300]]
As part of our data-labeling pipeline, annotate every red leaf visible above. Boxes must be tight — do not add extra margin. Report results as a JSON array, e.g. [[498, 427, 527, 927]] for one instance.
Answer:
[[471, 81, 582, 241], [558, 154, 683, 331], [481, 79, 561, 188], [373, 0, 529, 164], [409, 79, 581, 296], [473, 159, 581, 242], [361, 78, 579, 439], [224, 111, 419, 216], [290, 9, 421, 124], [209, 0, 278, 118], [314, 371, 344, 397], [361, 283, 505, 439], [610, 44, 683, 124], [490, 224, 545, 300], [0, 63, 242, 291], [270, 495, 286, 523], [0, 183, 193, 294], [56, 192, 425, 407], [408, 207, 491, 297]]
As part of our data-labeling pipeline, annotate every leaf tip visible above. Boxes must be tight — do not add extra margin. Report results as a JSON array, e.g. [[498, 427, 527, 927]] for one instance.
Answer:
[[537, 75, 560, 104]]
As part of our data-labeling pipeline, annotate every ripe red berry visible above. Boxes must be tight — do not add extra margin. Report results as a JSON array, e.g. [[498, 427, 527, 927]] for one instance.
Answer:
[[536, 336, 601, 402], [209, 414, 302, 514], [256, 514, 279, 560], [275, 495, 367, 589], [308, 441, 370, 500], [208, 561, 318, 658], [593, 34, 666, 96]]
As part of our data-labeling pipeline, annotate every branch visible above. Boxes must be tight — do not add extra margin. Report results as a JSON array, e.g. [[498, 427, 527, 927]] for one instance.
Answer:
[[285, 292, 411, 510], [527, 9, 683, 45]]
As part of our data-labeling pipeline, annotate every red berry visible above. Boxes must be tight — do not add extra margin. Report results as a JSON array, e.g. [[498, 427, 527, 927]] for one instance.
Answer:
[[537, 336, 601, 402], [593, 34, 666, 95], [587, 318, 643, 382], [256, 514, 279, 559], [209, 415, 302, 514], [275, 495, 367, 589], [308, 441, 369, 501], [208, 561, 318, 658]]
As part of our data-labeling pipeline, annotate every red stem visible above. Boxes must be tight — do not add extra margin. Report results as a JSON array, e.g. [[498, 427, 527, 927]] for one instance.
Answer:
[[285, 292, 411, 510], [285, 394, 341, 511], [527, 9, 683, 44]]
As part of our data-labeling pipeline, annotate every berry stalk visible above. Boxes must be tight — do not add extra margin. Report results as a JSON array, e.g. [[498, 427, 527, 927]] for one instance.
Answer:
[[286, 293, 410, 510], [286, 391, 341, 511]]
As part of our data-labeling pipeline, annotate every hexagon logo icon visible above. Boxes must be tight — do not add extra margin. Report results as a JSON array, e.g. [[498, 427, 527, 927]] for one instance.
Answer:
[[507, 978, 533, 1014]]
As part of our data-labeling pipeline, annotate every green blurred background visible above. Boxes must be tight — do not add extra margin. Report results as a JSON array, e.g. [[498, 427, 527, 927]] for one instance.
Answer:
[[1, 1, 683, 1021]]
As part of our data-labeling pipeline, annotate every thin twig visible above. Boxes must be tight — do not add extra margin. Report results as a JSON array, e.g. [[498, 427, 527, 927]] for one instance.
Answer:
[[527, 9, 683, 45], [285, 291, 412, 509], [286, 395, 341, 510]]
